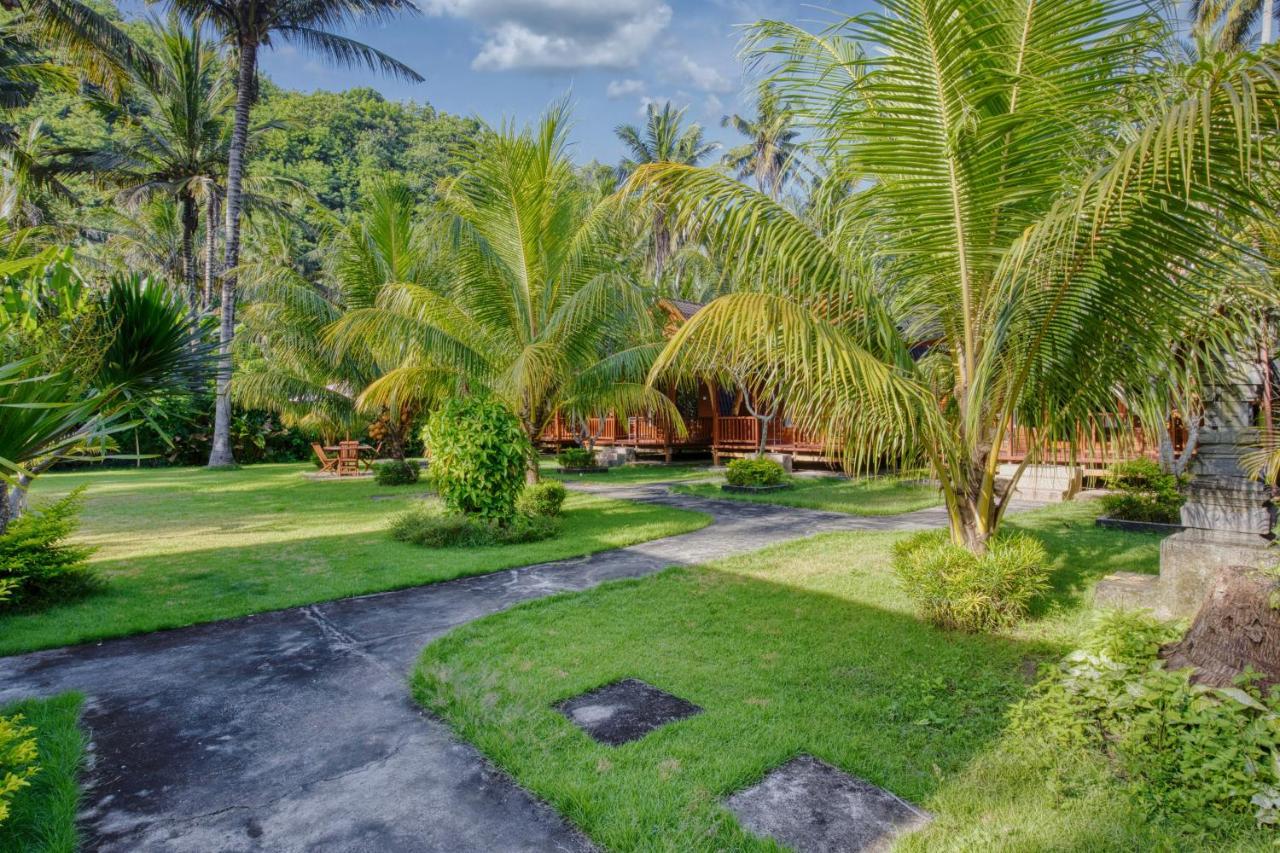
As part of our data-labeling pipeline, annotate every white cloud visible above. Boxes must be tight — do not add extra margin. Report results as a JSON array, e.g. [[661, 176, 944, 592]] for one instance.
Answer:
[[607, 78, 645, 99], [658, 54, 733, 93], [704, 93, 725, 117], [423, 0, 673, 71]]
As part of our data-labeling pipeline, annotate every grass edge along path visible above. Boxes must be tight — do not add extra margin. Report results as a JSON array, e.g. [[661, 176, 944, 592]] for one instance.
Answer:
[[411, 502, 1267, 851], [1, 465, 710, 657], [0, 693, 85, 853], [674, 475, 942, 517]]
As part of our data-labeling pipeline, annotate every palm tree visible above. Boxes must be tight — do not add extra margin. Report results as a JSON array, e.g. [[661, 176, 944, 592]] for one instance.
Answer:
[[632, 0, 1280, 552], [330, 104, 679, 480], [615, 101, 717, 276], [163, 0, 424, 467], [1193, 0, 1278, 48], [66, 17, 233, 317], [720, 84, 802, 200]]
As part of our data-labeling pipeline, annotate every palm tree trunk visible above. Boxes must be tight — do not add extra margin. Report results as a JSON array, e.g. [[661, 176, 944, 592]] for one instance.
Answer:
[[203, 191, 220, 313], [0, 481, 10, 537], [208, 42, 257, 468], [1265, 0, 1275, 45], [179, 192, 199, 321]]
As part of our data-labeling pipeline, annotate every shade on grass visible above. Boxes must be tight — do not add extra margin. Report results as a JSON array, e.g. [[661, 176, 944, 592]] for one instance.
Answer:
[[542, 460, 717, 485], [0, 693, 84, 853], [0, 464, 709, 656], [412, 502, 1264, 850], [675, 475, 942, 516]]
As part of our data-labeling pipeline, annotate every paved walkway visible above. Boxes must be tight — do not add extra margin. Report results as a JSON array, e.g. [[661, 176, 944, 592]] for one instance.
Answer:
[[0, 484, 959, 852]]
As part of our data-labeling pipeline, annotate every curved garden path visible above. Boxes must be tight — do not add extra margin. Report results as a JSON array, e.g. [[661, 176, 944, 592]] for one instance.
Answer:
[[0, 482, 965, 852]]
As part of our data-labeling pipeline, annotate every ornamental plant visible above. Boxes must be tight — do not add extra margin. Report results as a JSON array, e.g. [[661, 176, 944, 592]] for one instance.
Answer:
[[0, 712, 38, 828], [725, 457, 786, 487], [556, 447, 596, 470], [423, 397, 531, 522], [1101, 458, 1187, 524], [374, 459, 419, 487]]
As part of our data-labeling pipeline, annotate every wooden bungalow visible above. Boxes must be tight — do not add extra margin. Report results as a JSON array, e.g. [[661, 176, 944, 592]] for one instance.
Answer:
[[540, 298, 1184, 473]]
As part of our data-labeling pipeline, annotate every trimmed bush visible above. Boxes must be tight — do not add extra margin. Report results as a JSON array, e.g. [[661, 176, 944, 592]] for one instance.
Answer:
[[390, 508, 558, 548], [374, 459, 420, 486], [517, 481, 567, 518], [556, 447, 596, 469], [0, 710, 38, 828], [0, 489, 98, 607], [424, 397, 531, 521], [892, 531, 1049, 632], [1100, 458, 1186, 524], [725, 457, 786, 487]]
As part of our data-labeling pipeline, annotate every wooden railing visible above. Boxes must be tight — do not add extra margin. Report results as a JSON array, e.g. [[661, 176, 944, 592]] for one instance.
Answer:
[[996, 416, 1185, 469]]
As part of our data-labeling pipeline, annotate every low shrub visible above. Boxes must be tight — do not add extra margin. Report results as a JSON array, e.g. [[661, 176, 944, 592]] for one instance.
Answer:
[[0, 711, 39, 828], [389, 508, 558, 548], [1013, 610, 1280, 838], [0, 489, 98, 607], [725, 457, 786, 487], [1100, 458, 1186, 524], [374, 460, 420, 486], [556, 447, 596, 469], [517, 481, 567, 518], [892, 531, 1049, 632], [424, 397, 530, 521]]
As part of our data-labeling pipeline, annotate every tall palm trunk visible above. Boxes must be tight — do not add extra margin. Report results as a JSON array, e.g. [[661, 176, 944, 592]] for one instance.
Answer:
[[1266, 0, 1275, 45], [179, 192, 199, 320], [203, 191, 219, 313], [208, 41, 256, 468]]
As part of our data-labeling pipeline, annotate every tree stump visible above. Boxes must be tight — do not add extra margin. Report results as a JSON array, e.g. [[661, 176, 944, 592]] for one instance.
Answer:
[[1161, 565, 1280, 691]]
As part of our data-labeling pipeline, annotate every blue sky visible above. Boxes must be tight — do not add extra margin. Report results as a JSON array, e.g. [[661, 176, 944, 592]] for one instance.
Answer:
[[252, 0, 872, 165]]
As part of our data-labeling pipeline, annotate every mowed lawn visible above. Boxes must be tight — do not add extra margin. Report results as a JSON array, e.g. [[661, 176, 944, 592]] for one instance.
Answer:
[[675, 475, 942, 516], [411, 502, 1258, 851], [0, 465, 709, 656], [543, 459, 717, 484]]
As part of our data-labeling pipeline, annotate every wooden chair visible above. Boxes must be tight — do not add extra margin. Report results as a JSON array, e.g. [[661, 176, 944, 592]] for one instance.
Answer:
[[312, 443, 337, 475], [337, 441, 361, 477]]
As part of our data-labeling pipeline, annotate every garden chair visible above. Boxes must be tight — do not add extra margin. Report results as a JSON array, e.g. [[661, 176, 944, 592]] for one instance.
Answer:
[[337, 441, 361, 477], [312, 443, 338, 475]]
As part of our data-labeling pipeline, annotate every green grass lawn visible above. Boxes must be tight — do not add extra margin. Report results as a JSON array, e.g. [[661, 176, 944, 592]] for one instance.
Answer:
[[0, 464, 709, 656], [542, 459, 717, 484], [674, 475, 942, 516], [0, 693, 84, 853], [413, 502, 1267, 851]]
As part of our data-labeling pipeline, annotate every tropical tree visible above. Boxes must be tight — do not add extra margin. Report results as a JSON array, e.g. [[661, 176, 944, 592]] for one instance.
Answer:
[[633, 0, 1280, 552], [720, 83, 803, 200], [331, 104, 679, 480], [1193, 0, 1278, 48], [615, 101, 717, 276], [0, 254, 205, 530], [163, 0, 424, 467]]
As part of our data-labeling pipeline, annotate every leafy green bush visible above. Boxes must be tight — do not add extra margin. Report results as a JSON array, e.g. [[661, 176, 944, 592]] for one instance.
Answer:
[[1013, 610, 1280, 838], [517, 481, 567, 518], [374, 460, 420, 486], [725, 457, 786, 487], [892, 531, 1049, 632], [0, 711, 38, 828], [424, 397, 531, 521], [1101, 458, 1186, 524], [389, 508, 557, 548], [556, 447, 596, 469], [0, 489, 97, 607]]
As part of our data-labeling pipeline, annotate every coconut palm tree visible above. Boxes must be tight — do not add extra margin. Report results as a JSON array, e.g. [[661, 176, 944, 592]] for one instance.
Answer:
[[632, 0, 1280, 552], [1193, 0, 1278, 48], [330, 104, 679, 479], [615, 101, 718, 277], [163, 0, 424, 467], [720, 84, 803, 200]]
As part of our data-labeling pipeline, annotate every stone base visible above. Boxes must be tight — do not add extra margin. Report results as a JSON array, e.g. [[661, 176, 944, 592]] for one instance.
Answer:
[[763, 452, 794, 474], [596, 447, 636, 468], [1094, 531, 1279, 619], [997, 464, 1082, 503]]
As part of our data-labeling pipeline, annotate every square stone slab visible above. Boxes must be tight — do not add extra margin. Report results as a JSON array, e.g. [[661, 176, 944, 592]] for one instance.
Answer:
[[555, 678, 701, 746], [726, 756, 930, 853]]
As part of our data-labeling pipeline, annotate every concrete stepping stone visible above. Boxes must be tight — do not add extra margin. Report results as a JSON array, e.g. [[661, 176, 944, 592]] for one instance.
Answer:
[[556, 678, 701, 746], [726, 755, 930, 853]]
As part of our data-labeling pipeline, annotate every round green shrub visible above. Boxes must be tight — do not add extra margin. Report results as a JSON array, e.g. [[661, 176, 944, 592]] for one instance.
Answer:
[[374, 459, 420, 486], [892, 531, 1049, 632], [517, 480, 567, 518], [725, 457, 786, 487], [0, 488, 98, 608], [424, 397, 531, 521], [1100, 458, 1186, 524], [556, 447, 596, 469]]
